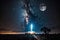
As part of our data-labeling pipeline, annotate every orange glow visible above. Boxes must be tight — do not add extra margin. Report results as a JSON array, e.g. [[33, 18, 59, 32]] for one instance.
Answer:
[[0, 31, 25, 34], [27, 31, 35, 34]]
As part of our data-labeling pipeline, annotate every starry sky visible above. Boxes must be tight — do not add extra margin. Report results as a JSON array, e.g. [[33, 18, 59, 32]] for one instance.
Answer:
[[0, 0, 60, 34]]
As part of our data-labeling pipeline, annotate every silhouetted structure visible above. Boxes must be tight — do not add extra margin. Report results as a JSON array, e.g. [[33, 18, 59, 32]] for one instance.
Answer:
[[41, 27, 51, 34]]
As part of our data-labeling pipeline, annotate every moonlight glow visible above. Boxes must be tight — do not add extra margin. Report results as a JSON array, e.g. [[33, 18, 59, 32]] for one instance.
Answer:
[[39, 3, 47, 11]]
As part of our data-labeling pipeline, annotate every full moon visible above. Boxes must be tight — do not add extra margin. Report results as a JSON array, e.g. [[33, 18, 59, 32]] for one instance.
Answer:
[[39, 3, 47, 11]]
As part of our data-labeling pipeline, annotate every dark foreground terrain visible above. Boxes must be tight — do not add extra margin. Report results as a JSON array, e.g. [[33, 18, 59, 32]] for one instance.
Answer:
[[0, 34, 60, 40]]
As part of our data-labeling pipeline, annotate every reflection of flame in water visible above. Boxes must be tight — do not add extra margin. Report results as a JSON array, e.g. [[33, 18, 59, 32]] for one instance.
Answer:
[[33, 35, 40, 40]]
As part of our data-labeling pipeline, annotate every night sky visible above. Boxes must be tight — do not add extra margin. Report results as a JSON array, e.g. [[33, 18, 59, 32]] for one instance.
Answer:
[[0, 0, 60, 34]]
